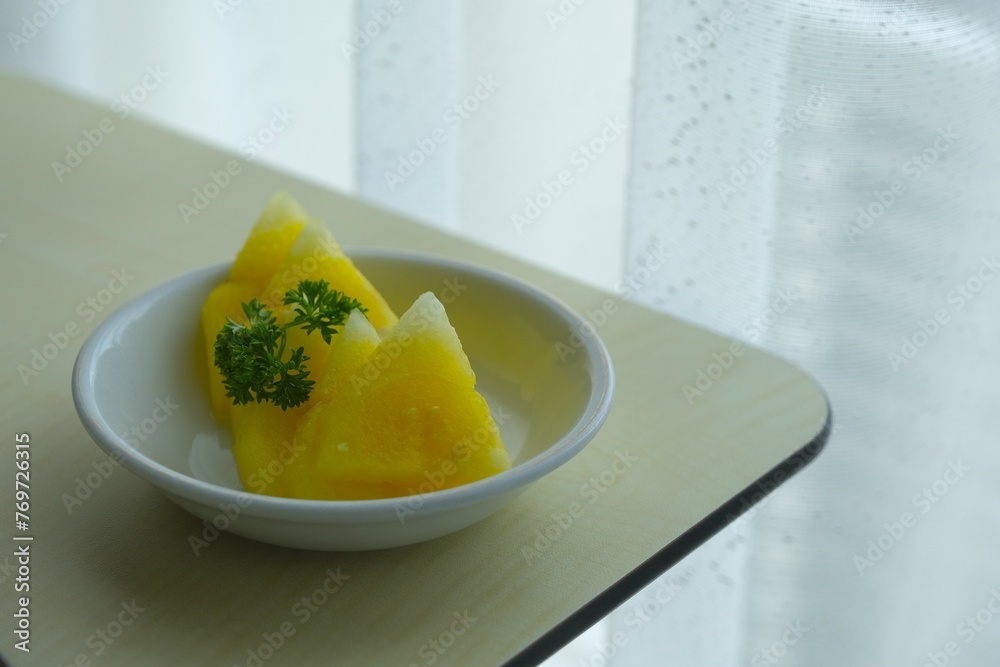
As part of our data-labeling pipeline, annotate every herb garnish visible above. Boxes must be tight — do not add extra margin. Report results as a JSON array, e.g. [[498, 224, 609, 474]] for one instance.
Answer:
[[214, 280, 365, 410]]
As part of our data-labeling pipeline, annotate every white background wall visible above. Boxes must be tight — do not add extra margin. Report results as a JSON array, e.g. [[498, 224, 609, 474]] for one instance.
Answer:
[[0, 1, 357, 191]]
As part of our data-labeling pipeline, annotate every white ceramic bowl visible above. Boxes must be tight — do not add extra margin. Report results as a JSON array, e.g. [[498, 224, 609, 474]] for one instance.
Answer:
[[72, 249, 614, 551]]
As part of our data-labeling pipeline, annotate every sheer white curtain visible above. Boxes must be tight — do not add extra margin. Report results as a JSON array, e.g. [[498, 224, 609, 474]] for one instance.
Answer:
[[354, 0, 634, 289], [620, 0, 1000, 665]]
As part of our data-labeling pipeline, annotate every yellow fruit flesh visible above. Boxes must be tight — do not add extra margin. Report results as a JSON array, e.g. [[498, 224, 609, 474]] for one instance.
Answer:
[[311, 310, 382, 404], [231, 401, 307, 497], [280, 311, 387, 499], [229, 191, 307, 290], [202, 193, 509, 501], [292, 293, 510, 499], [259, 219, 397, 329]]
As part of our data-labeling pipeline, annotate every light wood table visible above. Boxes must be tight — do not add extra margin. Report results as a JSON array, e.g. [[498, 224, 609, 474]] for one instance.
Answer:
[[0, 74, 829, 667]]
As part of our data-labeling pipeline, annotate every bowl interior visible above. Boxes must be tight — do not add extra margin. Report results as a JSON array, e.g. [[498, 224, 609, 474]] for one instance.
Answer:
[[83, 251, 606, 494]]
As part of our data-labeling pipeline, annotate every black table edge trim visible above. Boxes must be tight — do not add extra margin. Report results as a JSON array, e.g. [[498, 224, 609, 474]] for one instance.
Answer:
[[502, 398, 834, 667]]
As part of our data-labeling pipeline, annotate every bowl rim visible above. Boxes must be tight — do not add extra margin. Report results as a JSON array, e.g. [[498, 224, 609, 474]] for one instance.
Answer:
[[71, 248, 616, 522]]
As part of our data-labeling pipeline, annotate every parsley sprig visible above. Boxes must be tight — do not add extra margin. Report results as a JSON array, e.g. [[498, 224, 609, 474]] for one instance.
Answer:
[[213, 280, 366, 410]]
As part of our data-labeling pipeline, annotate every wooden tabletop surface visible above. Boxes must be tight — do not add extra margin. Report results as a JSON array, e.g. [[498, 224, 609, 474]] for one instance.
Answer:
[[0, 74, 829, 667]]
